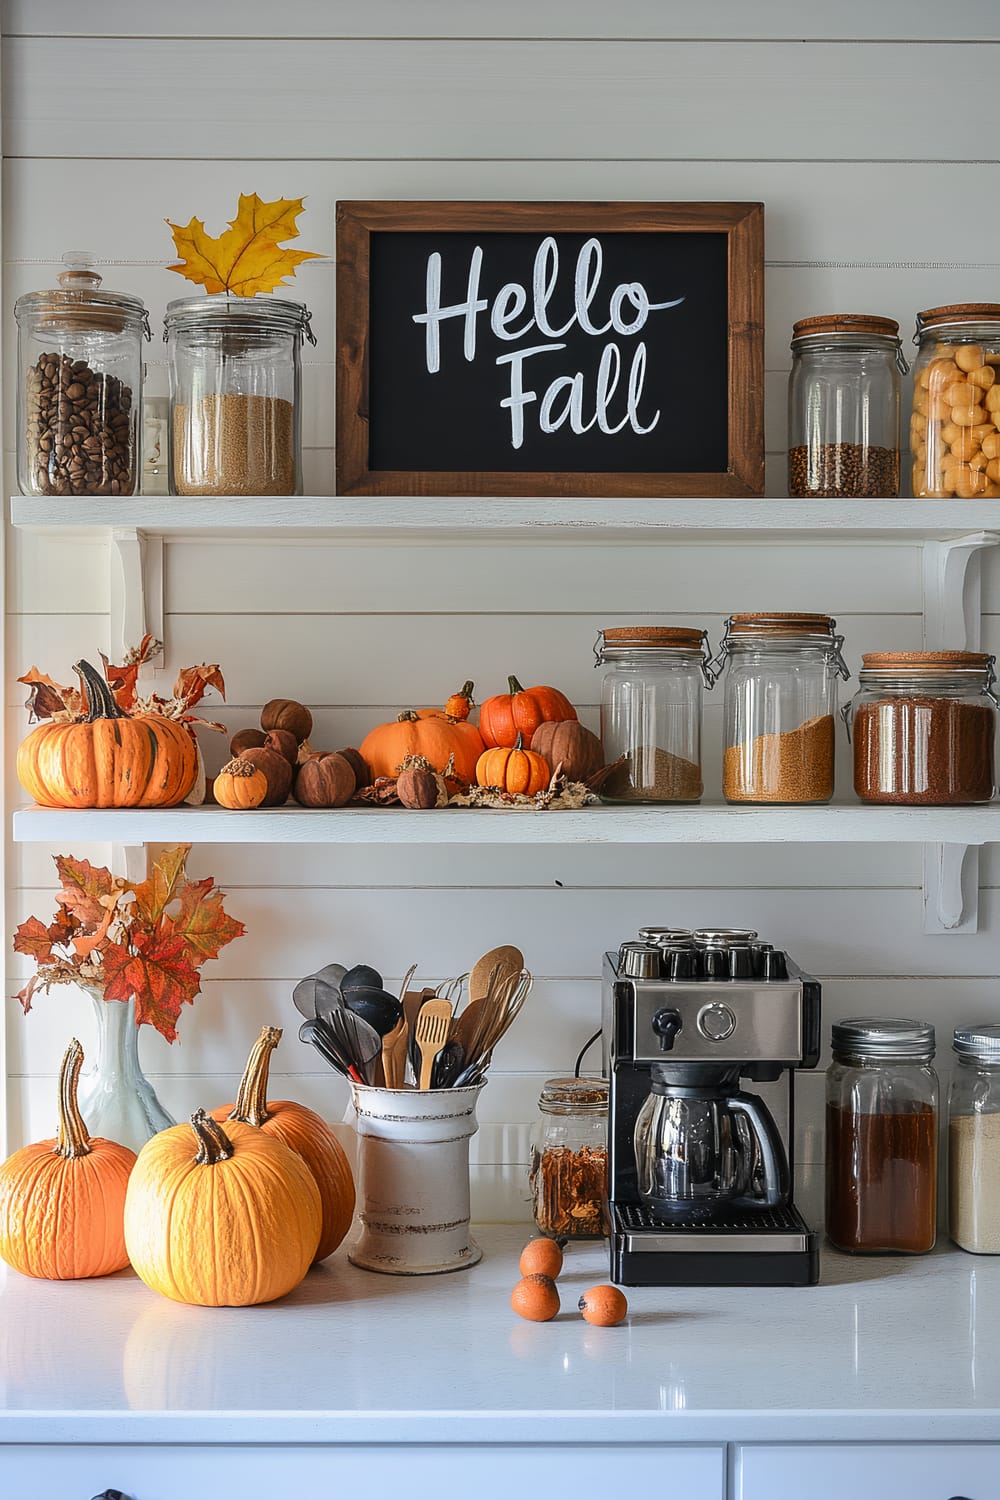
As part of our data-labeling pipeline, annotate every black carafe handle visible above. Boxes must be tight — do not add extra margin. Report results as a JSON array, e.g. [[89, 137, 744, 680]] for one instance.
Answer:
[[725, 1091, 789, 1209]]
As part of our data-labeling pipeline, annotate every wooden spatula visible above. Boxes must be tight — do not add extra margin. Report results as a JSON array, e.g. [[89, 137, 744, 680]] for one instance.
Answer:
[[414, 998, 453, 1089], [468, 944, 524, 1003], [381, 1015, 409, 1090]]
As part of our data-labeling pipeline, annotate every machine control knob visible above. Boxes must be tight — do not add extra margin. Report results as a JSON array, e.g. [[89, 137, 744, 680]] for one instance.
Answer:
[[651, 1007, 683, 1051], [698, 1002, 737, 1042]]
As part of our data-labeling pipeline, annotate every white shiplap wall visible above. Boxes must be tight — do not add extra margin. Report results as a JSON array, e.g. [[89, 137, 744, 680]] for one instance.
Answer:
[[4, 2, 1000, 1217]]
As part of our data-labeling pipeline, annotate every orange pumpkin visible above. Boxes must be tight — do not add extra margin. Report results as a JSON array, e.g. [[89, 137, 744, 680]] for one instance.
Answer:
[[212, 1026, 355, 1262], [476, 734, 551, 795], [443, 681, 475, 722], [0, 1039, 136, 1280], [213, 756, 268, 809], [360, 710, 484, 790], [16, 658, 198, 809], [479, 676, 577, 749], [124, 1110, 321, 1307]]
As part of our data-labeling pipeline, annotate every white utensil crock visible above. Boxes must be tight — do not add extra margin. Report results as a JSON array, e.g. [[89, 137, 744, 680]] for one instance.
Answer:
[[348, 1082, 484, 1275]]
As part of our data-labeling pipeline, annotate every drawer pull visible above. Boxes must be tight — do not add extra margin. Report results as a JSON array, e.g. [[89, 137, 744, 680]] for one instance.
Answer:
[[90, 1490, 131, 1499]]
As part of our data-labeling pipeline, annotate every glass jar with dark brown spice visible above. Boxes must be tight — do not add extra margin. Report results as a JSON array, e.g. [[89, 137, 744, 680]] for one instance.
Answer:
[[529, 1076, 609, 1240], [846, 652, 997, 805]]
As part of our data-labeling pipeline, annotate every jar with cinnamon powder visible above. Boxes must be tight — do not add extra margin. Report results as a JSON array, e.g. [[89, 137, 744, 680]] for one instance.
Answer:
[[847, 652, 997, 805], [712, 613, 850, 804]]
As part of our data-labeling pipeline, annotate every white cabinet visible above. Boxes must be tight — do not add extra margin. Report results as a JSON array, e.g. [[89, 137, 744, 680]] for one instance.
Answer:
[[736, 1443, 1000, 1500], [1, 1442, 726, 1499]]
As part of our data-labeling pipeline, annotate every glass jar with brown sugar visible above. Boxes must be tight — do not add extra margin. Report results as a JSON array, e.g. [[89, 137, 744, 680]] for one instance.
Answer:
[[846, 651, 997, 805], [825, 1018, 938, 1255]]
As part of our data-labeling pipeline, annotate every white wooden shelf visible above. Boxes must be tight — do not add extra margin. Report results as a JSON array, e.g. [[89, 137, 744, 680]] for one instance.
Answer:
[[11, 494, 1000, 541], [11, 802, 1000, 845]]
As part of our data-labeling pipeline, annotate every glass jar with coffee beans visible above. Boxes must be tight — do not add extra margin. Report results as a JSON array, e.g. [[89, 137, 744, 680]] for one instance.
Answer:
[[15, 252, 150, 498], [908, 304, 1000, 498], [787, 314, 907, 498]]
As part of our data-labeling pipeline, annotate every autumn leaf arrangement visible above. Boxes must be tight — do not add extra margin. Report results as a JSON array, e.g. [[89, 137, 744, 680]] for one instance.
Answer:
[[166, 192, 322, 297], [13, 845, 245, 1044]]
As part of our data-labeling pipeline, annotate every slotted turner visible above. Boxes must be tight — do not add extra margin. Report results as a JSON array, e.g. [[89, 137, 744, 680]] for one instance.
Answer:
[[414, 998, 453, 1089]]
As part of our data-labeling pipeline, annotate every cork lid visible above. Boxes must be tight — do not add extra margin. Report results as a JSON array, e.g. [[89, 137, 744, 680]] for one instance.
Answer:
[[727, 612, 836, 638], [917, 303, 1000, 330], [14, 252, 147, 335], [791, 313, 900, 343], [600, 626, 707, 651], [861, 650, 993, 673]]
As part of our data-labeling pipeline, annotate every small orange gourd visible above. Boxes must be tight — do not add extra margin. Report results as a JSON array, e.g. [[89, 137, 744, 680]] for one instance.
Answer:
[[124, 1110, 321, 1307], [479, 676, 577, 749], [0, 1039, 136, 1280], [476, 734, 551, 796], [510, 1273, 560, 1322], [211, 1026, 355, 1262], [443, 681, 475, 722], [213, 756, 269, 809], [578, 1284, 629, 1326]]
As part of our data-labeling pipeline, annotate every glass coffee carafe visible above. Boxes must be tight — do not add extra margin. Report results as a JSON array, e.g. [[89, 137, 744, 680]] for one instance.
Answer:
[[634, 1064, 790, 1219]]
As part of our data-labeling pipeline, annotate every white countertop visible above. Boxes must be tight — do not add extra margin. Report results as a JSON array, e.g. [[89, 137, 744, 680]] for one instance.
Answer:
[[2, 1205, 1000, 1448]]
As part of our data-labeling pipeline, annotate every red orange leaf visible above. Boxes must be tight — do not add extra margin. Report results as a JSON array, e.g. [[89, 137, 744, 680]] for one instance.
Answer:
[[101, 929, 201, 1043], [12, 916, 55, 965], [172, 662, 226, 708], [17, 667, 81, 721], [166, 876, 246, 966], [54, 855, 115, 930], [131, 844, 192, 929]]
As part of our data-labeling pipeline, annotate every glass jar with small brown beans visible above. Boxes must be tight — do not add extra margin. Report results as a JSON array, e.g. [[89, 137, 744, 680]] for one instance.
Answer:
[[909, 304, 1000, 499]]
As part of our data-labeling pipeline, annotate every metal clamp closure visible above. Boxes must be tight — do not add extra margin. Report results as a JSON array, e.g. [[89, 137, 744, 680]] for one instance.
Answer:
[[141, 309, 152, 343], [303, 307, 317, 346]]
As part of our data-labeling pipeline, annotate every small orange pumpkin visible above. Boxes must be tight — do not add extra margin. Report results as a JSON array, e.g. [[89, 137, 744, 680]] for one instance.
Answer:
[[360, 710, 484, 790], [443, 681, 475, 722], [212, 1027, 355, 1263], [476, 734, 551, 795], [479, 676, 577, 749], [213, 756, 268, 809], [124, 1110, 321, 1307], [0, 1039, 136, 1280]]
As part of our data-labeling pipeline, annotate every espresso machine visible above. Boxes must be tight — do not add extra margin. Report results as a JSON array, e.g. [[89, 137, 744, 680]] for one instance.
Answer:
[[603, 926, 821, 1286]]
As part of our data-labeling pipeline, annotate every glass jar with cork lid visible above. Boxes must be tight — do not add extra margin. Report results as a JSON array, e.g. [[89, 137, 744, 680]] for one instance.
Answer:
[[846, 652, 997, 805], [595, 626, 715, 804], [712, 613, 850, 804], [529, 1076, 609, 1241], [164, 295, 315, 496], [14, 252, 150, 498], [787, 313, 906, 499], [909, 304, 1000, 498]]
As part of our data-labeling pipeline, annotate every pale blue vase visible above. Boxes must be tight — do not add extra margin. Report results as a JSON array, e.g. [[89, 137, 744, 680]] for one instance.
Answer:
[[75, 990, 175, 1154]]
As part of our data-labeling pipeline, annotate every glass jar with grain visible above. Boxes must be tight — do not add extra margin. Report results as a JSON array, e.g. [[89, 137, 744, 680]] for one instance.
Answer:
[[596, 627, 714, 803], [847, 652, 997, 805], [15, 252, 150, 499], [529, 1076, 609, 1241], [825, 1018, 938, 1255], [949, 1025, 1000, 1255], [787, 313, 906, 499], [164, 295, 314, 496], [908, 304, 1000, 499], [713, 613, 850, 804]]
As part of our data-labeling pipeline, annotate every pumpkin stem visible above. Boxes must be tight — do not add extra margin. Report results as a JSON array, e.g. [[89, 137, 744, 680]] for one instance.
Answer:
[[229, 1025, 282, 1128], [73, 659, 128, 722], [54, 1039, 92, 1159], [191, 1108, 235, 1165], [507, 675, 525, 696], [397, 710, 420, 723]]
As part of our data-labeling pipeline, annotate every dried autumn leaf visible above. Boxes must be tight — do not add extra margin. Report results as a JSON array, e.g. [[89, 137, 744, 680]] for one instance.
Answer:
[[17, 666, 82, 722], [166, 192, 322, 297], [101, 636, 162, 712], [101, 929, 201, 1044], [54, 854, 117, 930], [12, 916, 56, 965], [168, 876, 246, 965], [172, 662, 226, 709], [131, 843, 192, 930]]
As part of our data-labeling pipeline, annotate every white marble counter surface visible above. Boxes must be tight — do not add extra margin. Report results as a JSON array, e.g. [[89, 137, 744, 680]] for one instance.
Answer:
[[1, 1215, 999, 1448]]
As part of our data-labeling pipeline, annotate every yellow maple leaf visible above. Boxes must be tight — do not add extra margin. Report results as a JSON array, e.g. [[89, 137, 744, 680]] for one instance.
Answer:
[[166, 192, 322, 296]]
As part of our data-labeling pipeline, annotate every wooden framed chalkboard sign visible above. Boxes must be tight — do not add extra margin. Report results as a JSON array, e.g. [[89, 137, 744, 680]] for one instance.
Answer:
[[336, 200, 764, 498]]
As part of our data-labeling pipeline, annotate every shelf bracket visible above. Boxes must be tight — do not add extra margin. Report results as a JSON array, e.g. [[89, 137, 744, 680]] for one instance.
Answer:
[[109, 527, 164, 670], [920, 531, 998, 933], [110, 843, 149, 884]]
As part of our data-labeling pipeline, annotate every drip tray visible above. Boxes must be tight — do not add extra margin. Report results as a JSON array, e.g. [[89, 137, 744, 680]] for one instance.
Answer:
[[617, 1202, 808, 1235], [610, 1200, 820, 1286]]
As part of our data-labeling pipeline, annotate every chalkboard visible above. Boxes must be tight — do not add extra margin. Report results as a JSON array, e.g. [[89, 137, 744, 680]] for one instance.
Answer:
[[336, 202, 764, 498]]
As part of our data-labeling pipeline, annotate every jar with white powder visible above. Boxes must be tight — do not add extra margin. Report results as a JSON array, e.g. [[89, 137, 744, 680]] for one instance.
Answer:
[[949, 1024, 1000, 1254]]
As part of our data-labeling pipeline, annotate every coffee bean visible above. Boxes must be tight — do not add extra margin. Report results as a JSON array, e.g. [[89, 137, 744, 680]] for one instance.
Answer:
[[24, 351, 135, 496], [788, 442, 898, 498]]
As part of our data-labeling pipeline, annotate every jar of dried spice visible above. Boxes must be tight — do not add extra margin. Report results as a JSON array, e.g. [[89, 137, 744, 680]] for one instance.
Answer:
[[15, 252, 151, 498], [164, 295, 315, 496], [826, 1018, 938, 1255], [529, 1076, 609, 1241], [847, 652, 997, 805], [712, 613, 850, 804], [949, 1025, 1000, 1255], [788, 314, 907, 498], [596, 626, 715, 803], [908, 304, 1000, 498]]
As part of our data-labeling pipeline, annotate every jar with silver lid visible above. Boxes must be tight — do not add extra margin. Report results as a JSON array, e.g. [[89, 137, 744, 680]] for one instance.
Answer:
[[15, 252, 150, 498], [596, 626, 715, 804], [825, 1018, 938, 1254], [713, 613, 850, 805], [908, 303, 1000, 498], [164, 295, 315, 495], [529, 1076, 609, 1241], [949, 1025, 1000, 1254], [788, 313, 907, 498]]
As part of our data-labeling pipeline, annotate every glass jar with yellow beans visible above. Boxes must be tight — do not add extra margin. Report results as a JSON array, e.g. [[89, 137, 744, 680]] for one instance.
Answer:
[[909, 304, 1000, 499]]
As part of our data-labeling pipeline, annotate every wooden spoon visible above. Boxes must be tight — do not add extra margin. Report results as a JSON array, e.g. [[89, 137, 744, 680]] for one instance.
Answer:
[[381, 1015, 409, 1090], [468, 944, 524, 1004]]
